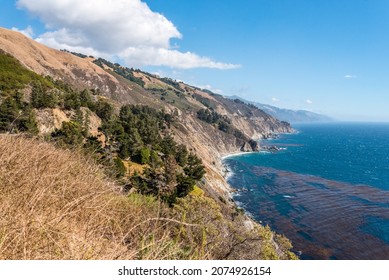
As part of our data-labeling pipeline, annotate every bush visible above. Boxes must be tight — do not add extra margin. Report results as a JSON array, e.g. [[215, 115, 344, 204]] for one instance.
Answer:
[[113, 157, 126, 178], [63, 91, 81, 110], [95, 99, 114, 121], [51, 121, 84, 146], [31, 82, 58, 109]]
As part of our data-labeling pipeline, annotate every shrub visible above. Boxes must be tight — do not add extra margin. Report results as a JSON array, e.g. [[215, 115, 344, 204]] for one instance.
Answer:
[[95, 99, 114, 121], [51, 121, 84, 146]]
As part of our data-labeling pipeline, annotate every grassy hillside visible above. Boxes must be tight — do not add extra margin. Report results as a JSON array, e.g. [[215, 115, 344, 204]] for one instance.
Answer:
[[0, 136, 296, 259], [0, 136, 184, 259]]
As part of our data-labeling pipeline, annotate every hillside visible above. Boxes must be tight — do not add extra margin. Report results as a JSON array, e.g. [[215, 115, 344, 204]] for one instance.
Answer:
[[229, 95, 333, 124], [0, 27, 293, 196], [0, 27, 296, 259]]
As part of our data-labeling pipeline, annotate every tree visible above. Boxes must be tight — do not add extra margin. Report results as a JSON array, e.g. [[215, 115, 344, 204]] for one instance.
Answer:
[[51, 121, 84, 146], [113, 157, 126, 178], [31, 82, 57, 109], [176, 174, 196, 198], [160, 135, 177, 156], [19, 108, 39, 134], [79, 89, 95, 110], [175, 144, 188, 167], [95, 99, 114, 121], [63, 91, 81, 110], [139, 147, 151, 164], [184, 154, 205, 181], [0, 96, 20, 132], [164, 154, 177, 195]]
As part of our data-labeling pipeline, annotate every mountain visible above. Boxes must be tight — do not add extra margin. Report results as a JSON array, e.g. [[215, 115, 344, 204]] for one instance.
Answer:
[[229, 95, 333, 124], [0, 27, 296, 259]]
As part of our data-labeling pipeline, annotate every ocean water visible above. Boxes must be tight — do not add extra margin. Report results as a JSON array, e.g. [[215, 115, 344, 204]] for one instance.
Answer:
[[224, 122, 389, 259]]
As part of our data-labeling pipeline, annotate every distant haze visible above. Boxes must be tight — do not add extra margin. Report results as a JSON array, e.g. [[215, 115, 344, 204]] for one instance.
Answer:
[[229, 95, 333, 124]]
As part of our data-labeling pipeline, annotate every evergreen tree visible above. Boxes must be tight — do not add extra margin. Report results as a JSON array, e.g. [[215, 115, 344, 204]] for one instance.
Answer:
[[184, 153, 206, 181], [0, 96, 20, 132], [31, 82, 57, 109], [95, 99, 114, 121], [51, 121, 84, 146], [79, 89, 95, 110], [63, 91, 81, 110]]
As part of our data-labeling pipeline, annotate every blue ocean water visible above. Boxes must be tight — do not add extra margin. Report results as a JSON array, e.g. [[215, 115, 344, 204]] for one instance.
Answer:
[[224, 122, 389, 259]]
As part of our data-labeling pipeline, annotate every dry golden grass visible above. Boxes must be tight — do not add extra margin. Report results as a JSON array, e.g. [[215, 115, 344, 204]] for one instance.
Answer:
[[0, 135, 189, 260], [122, 160, 146, 176]]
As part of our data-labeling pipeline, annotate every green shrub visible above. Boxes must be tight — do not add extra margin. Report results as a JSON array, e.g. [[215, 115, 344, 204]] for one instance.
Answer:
[[51, 121, 84, 146], [31, 82, 58, 109], [95, 99, 114, 121]]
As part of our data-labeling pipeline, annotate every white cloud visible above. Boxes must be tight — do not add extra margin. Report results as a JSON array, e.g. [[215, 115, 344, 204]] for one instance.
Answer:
[[120, 47, 239, 70], [305, 99, 313, 104], [17, 0, 239, 69], [11, 26, 34, 38], [271, 97, 280, 102], [195, 84, 223, 94], [344, 74, 357, 79], [198, 85, 223, 94]]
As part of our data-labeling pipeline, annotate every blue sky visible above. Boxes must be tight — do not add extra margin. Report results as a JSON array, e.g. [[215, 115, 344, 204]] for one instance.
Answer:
[[1, 0, 389, 121]]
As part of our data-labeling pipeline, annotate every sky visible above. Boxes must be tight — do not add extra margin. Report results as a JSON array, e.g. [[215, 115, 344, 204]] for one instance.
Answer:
[[1, 0, 389, 121]]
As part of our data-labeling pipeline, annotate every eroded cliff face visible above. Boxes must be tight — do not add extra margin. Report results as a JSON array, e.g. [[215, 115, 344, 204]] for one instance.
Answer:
[[170, 109, 292, 199]]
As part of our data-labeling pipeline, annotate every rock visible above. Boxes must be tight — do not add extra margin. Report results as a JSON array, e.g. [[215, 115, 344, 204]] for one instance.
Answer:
[[249, 139, 260, 151], [240, 142, 252, 152], [262, 145, 281, 152]]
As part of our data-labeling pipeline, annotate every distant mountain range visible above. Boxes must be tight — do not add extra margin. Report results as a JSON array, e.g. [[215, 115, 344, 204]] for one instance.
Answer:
[[229, 95, 333, 124]]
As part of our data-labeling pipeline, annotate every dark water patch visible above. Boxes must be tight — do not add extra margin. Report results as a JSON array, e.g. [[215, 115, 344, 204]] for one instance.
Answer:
[[228, 164, 389, 259], [225, 123, 389, 259], [361, 216, 389, 244]]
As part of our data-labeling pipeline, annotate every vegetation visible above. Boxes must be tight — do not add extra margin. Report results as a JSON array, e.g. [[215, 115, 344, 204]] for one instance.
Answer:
[[193, 94, 216, 109], [0, 91, 38, 134], [93, 58, 145, 87], [158, 77, 181, 90], [0, 136, 296, 260], [100, 104, 205, 204], [0, 136, 195, 259], [0, 53, 206, 204], [197, 108, 246, 139], [0, 51, 52, 92], [0, 50, 297, 260]]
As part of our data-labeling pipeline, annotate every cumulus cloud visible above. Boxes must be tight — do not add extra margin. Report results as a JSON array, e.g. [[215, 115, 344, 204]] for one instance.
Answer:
[[16, 0, 239, 69], [344, 74, 357, 79], [11, 26, 34, 38], [305, 99, 313, 104], [271, 97, 280, 102]]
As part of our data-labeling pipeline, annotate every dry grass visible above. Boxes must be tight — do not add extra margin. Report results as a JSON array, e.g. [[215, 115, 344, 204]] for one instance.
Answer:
[[0, 135, 189, 260]]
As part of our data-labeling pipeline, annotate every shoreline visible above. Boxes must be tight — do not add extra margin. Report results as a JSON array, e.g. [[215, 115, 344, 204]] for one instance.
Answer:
[[219, 149, 262, 198], [220, 150, 259, 160]]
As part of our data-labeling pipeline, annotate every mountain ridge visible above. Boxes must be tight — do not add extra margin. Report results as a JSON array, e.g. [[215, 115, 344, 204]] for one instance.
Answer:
[[229, 95, 333, 124]]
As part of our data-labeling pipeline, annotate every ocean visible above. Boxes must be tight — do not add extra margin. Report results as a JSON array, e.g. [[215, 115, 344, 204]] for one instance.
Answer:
[[223, 122, 389, 259]]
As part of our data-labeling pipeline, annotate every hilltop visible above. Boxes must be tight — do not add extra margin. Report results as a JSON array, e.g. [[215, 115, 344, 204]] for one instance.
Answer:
[[0, 27, 296, 260]]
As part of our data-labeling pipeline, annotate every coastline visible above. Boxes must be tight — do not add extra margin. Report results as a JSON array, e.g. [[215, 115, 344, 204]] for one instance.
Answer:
[[220, 150, 259, 160], [217, 135, 300, 256]]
